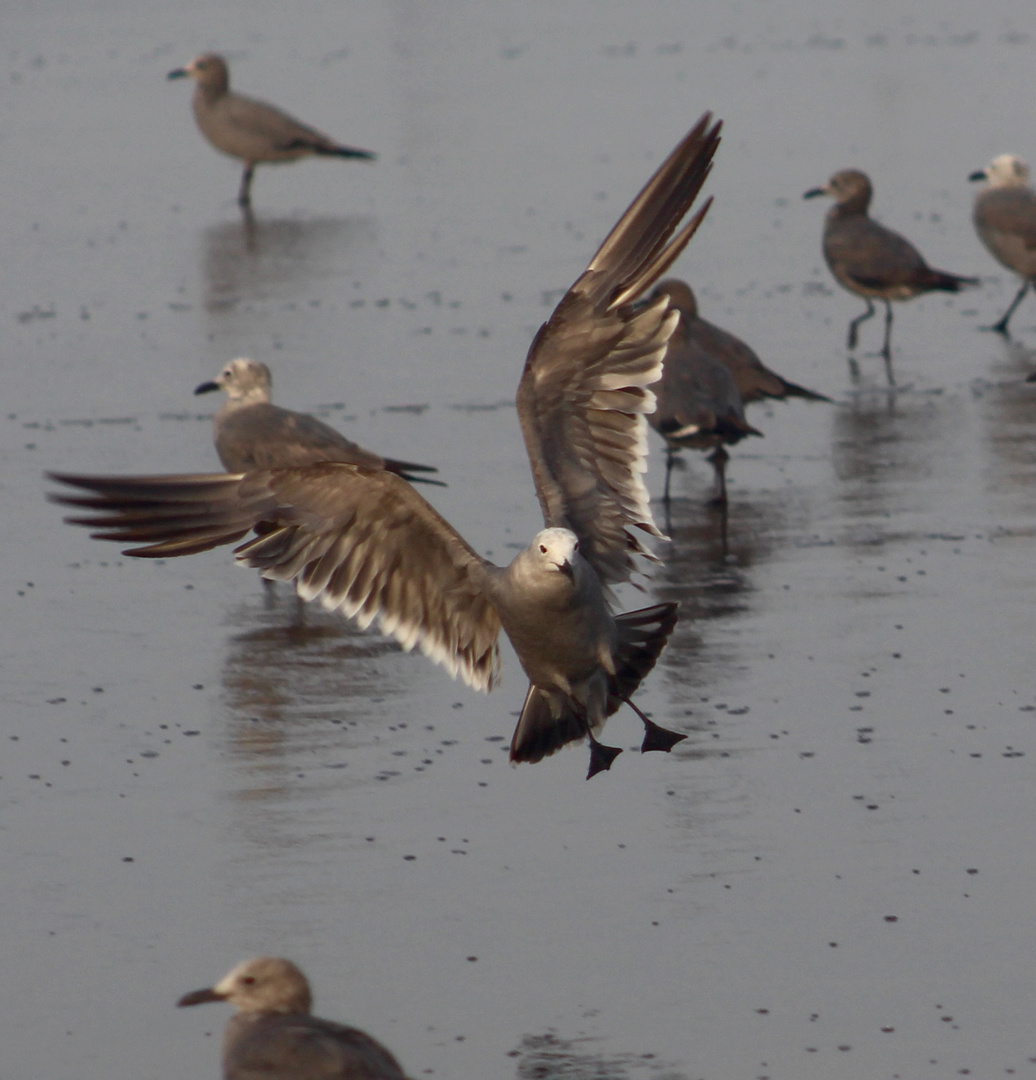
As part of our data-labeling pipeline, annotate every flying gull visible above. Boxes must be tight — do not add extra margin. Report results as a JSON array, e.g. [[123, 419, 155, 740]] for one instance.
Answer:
[[195, 357, 440, 483], [178, 956, 409, 1080], [804, 169, 977, 374], [51, 113, 722, 778], [969, 155, 1036, 335], [168, 53, 375, 206]]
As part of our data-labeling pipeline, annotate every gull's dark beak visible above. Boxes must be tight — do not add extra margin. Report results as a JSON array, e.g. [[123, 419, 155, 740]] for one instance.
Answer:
[[803, 186, 826, 200], [558, 559, 574, 581], [968, 170, 987, 183], [167, 67, 189, 80], [194, 381, 220, 396], [177, 987, 226, 1008]]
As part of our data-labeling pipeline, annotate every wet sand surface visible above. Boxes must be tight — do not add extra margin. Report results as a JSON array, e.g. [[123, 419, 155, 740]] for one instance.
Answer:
[[5, 3, 1036, 1078]]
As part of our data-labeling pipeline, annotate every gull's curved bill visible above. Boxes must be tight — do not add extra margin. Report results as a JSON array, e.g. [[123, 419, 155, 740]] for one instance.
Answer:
[[50, 113, 722, 778]]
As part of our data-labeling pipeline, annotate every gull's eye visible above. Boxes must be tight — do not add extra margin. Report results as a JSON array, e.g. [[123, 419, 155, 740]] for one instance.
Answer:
[[240, 976, 256, 986], [539, 544, 547, 554]]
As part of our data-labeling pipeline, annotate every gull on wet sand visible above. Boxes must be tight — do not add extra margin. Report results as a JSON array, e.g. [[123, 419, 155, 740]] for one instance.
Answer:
[[168, 53, 375, 206], [645, 300, 761, 507], [195, 357, 440, 483], [646, 279, 826, 507], [50, 114, 723, 778], [804, 169, 977, 371], [649, 280, 830, 406], [969, 155, 1036, 335], [178, 956, 409, 1080]]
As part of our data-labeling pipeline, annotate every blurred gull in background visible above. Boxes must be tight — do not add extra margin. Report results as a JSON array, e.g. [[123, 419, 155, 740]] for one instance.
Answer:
[[168, 53, 375, 206], [969, 154, 1036, 336]]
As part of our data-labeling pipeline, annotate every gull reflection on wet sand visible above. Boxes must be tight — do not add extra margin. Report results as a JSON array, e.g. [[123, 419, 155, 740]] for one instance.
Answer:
[[974, 337, 1036, 513], [202, 214, 376, 311], [648, 487, 804, 762], [214, 590, 429, 802], [512, 1031, 686, 1080]]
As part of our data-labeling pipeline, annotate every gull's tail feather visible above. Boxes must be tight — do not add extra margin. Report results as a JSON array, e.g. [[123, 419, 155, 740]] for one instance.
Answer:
[[509, 686, 589, 765], [772, 378, 832, 403], [382, 457, 445, 487], [509, 601, 678, 765], [312, 143, 376, 161]]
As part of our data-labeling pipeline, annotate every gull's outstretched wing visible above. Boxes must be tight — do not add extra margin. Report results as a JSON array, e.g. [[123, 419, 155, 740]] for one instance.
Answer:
[[49, 466, 500, 691], [517, 113, 721, 586]]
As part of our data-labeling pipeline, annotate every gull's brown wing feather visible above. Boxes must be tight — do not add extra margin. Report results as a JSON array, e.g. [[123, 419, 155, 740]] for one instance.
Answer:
[[49, 467, 500, 691], [517, 114, 721, 585]]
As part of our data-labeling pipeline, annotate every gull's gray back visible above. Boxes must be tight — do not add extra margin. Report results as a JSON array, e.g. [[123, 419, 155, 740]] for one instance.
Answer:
[[224, 1012, 408, 1080], [213, 402, 385, 473]]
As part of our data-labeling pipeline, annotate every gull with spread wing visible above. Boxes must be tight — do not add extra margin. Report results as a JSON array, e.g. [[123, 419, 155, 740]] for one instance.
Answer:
[[50, 114, 721, 778]]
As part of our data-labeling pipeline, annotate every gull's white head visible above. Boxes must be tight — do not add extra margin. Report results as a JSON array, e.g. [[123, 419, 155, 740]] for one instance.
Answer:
[[196, 357, 273, 405], [177, 956, 313, 1015], [977, 154, 1031, 188], [530, 527, 580, 577]]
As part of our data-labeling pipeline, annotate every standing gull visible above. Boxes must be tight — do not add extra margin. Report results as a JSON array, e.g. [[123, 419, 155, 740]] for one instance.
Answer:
[[195, 357, 440, 483], [178, 956, 409, 1080], [804, 170, 977, 372], [969, 155, 1036, 335], [645, 310, 761, 507], [168, 53, 375, 207], [50, 114, 722, 778], [648, 279, 830, 406]]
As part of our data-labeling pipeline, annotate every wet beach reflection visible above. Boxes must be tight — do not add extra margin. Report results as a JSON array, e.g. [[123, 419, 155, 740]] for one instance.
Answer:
[[202, 214, 376, 312]]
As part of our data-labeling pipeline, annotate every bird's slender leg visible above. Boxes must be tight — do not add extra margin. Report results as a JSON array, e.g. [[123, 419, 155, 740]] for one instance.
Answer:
[[847, 299, 875, 350], [238, 163, 256, 206], [707, 446, 729, 506], [662, 446, 676, 506], [575, 700, 623, 779], [880, 299, 894, 362], [622, 695, 687, 755], [984, 280, 1030, 336]]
